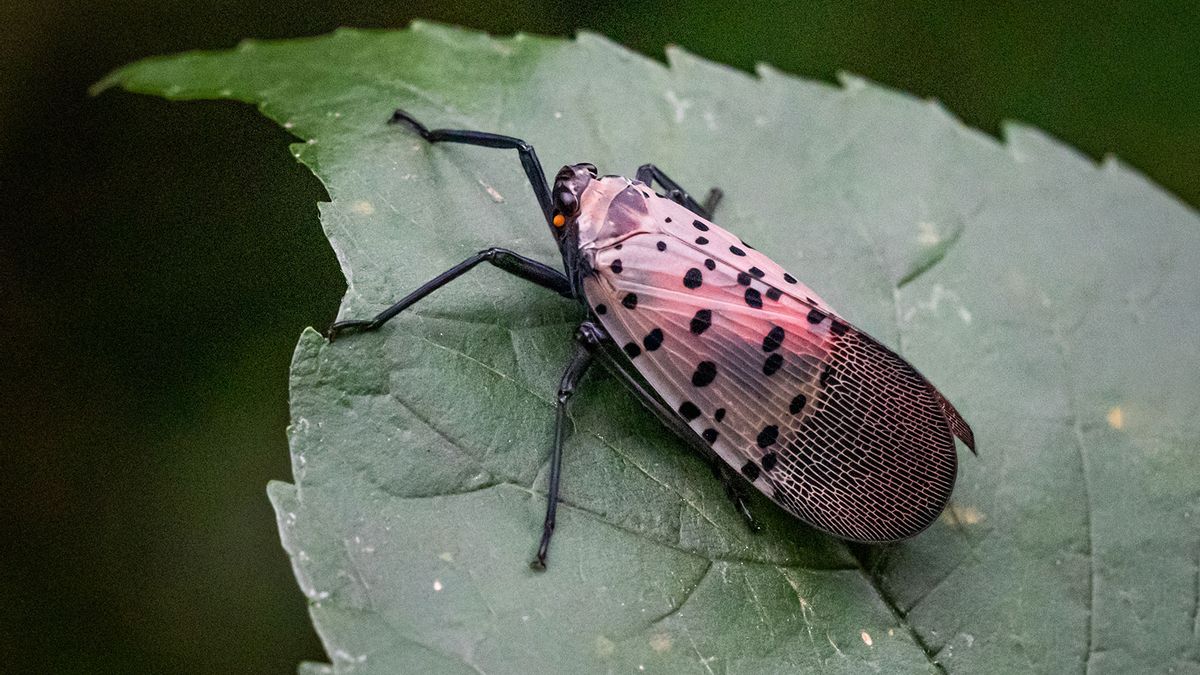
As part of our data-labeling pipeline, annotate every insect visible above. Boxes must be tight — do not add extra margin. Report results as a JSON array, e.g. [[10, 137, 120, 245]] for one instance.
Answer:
[[328, 109, 977, 570]]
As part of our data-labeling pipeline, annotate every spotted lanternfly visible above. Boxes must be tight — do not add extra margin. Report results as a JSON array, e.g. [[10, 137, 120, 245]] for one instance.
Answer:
[[329, 110, 977, 570]]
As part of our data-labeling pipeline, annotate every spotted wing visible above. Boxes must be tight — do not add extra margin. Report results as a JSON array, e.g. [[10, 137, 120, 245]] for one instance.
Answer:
[[583, 223, 972, 542]]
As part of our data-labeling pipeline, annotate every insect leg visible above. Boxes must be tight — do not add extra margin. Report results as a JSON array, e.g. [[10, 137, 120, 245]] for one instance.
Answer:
[[389, 109, 555, 224], [326, 248, 571, 340], [717, 465, 763, 533], [531, 331, 596, 571], [578, 321, 763, 532], [634, 164, 723, 219], [701, 187, 724, 217]]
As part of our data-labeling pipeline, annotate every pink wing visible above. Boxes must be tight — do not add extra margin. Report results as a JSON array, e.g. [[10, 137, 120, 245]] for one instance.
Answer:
[[582, 190, 973, 542]]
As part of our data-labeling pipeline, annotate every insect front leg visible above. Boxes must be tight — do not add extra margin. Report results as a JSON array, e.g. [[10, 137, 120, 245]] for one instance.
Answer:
[[531, 328, 597, 571], [389, 109, 556, 224], [634, 164, 723, 219], [326, 248, 571, 340]]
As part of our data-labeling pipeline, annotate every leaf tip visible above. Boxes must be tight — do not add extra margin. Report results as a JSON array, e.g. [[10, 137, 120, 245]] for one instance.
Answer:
[[89, 69, 128, 97]]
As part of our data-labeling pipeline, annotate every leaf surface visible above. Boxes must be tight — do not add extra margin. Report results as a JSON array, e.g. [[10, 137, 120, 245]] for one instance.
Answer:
[[102, 24, 1200, 674]]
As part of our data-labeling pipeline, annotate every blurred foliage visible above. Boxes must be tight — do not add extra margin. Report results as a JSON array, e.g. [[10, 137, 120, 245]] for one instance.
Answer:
[[1, 1, 1195, 673]]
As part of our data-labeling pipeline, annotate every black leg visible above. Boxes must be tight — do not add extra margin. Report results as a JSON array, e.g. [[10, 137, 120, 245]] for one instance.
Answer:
[[635, 163, 723, 219], [717, 465, 763, 533], [579, 321, 762, 533], [390, 109, 555, 224], [701, 187, 724, 217], [531, 329, 596, 570], [326, 247, 571, 340]]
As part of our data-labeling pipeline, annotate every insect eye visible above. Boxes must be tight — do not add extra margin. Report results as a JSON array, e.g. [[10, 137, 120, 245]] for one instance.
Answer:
[[555, 189, 579, 216], [581, 163, 598, 177]]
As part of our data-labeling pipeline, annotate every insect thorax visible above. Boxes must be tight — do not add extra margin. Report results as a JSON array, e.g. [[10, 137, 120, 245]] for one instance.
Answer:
[[574, 176, 656, 251]]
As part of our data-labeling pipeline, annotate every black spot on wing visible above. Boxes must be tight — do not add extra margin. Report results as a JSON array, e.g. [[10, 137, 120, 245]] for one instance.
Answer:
[[678, 401, 701, 421], [762, 326, 784, 352], [643, 328, 664, 351], [819, 363, 835, 387], [789, 394, 806, 414], [741, 462, 760, 481], [756, 425, 779, 448], [691, 361, 717, 387]]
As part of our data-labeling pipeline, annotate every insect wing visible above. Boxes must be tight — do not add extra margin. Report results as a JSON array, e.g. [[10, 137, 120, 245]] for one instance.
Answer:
[[583, 190, 972, 542]]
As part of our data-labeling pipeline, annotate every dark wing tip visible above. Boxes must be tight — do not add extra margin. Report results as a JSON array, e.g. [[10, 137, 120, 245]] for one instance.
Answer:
[[768, 328, 962, 543], [935, 390, 977, 454]]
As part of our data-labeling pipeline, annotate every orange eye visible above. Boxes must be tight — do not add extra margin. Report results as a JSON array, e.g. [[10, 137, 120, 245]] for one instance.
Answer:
[[552, 213, 565, 227]]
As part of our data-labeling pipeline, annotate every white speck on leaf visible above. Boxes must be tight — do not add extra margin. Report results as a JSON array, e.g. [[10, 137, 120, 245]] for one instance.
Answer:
[[1107, 406, 1125, 429], [903, 283, 972, 325], [433, 579, 443, 592], [349, 200, 375, 216], [594, 635, 615, 657], [664, 90, 692, 123], [826, 632, 845, 657], [331, 649, 367, 665], [861, 630, 873, 646], [478, 179, 504, 203], [917, 221, 941, 246], [942, 503, 986, 526]]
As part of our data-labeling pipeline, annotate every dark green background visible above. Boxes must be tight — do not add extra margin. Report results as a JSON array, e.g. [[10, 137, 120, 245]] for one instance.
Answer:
[[2, 2, 1195, 672]]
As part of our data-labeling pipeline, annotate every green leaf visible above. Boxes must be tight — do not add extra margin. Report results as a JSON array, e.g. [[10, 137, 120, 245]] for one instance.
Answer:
[[101, 23, 1200, 674]]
